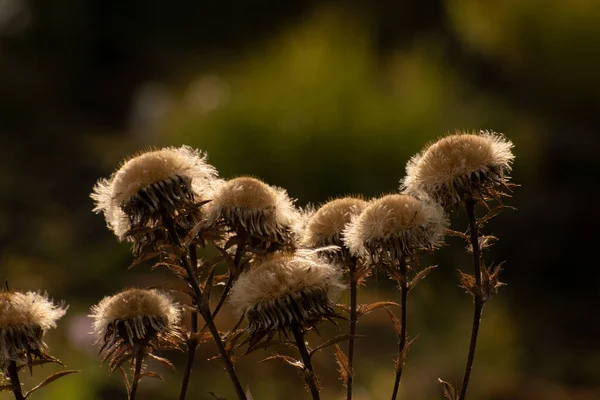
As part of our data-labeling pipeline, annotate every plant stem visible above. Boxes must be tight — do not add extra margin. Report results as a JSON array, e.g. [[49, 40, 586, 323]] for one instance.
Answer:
[[211, 237, 246, 319], [7, 360, 24, 400], [179, 311, 198, 400], [129, 344, 144, 400], [291, 325, 320, 400], [346, 256, 358, 400], [391, 258, 408, 400], [458, 197, 483, 400]]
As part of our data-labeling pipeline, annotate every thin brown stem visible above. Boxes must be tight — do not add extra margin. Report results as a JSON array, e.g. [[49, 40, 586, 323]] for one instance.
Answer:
[[458, 197, 484, 400], [129, 344, 145, 400], [291, 325, 320, 400], [7, 360, 24, 400], [179, 311, 198, 400], [347, 256, 358, 400], [211, 237, 245, 319], [391, 258, 408, 400]]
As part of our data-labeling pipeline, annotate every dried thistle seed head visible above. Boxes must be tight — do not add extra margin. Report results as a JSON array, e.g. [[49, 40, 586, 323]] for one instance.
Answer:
[[90, 288, 182, 367], [0, 291, 67, 370], [343, 194, 448, 264], [230, 253, 345, 342], [206, 177, 300, 252], [91, 146, 219, 246], [401, 131, 514, 205], [302, 197, 369, 249]]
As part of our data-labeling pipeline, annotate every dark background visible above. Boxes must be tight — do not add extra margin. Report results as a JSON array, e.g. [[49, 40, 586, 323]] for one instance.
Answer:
[[1, 1, 599, 399]]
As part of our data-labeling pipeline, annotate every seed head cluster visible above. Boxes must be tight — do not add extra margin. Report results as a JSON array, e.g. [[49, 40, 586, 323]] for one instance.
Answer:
[[230, 253, 345, 345], [205, 177, 300, 253], [401, 131, 514, 205], [344, 194, 447, 264], [0, 291, 67, 370], [90, 288, 182, 369], [91, 146, 219, 255]]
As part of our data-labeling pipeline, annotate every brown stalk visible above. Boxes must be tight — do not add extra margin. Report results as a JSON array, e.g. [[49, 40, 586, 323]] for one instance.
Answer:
[[7, 360, 24, 400], [346, 256, 358, 400], [129, 343, 145, 400], [390, 257, 408, 400], [291, 324, 320, 400], [458, 196, 483, 400], [179, 308, 198, 400]]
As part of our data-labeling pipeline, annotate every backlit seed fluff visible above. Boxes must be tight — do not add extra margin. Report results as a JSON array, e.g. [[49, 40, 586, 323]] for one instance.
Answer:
[[301, 197, 369, 249], [229, 253, 345, 343], [91, 146, 219, 240], [90, 289, 182, 366], [343, 194, 448, 263], [205, 177, 300, 250], [0, 291, 67, 370], [401, 131, 515, 205]]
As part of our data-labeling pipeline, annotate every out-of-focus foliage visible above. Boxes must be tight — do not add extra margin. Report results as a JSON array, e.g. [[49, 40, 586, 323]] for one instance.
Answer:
[[1, 1, 599, 399]]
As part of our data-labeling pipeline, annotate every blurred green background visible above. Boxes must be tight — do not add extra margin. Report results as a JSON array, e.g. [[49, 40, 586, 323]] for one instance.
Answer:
[[1, 0, 599, 399]]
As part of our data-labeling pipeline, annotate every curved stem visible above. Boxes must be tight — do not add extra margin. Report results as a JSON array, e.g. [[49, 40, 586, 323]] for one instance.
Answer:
[[291, 325, 320, 400], [347, 256, 358, 400], [129, 344, 145, 400], [179, 312, 198, 400], [391, 258, 408, 400], [7, 361, 24, 400], [458, 197, 484, 400]]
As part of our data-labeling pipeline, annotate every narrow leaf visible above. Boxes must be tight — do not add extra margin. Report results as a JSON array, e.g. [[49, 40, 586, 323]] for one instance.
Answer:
[[119, 367, 131, 394], [259, 354, 304, 370], [24, 370, 79, 398], [147, 354, 175, 371], [140, 371, 164, 382], [356, 301, 400, 317], [438, 378, 458, 400], [383, 306, 402, 337], [334, 344, 351, 386], [310, 334, 365, 356], [409, 265, 437, 291], [445, 228, 469, 242]]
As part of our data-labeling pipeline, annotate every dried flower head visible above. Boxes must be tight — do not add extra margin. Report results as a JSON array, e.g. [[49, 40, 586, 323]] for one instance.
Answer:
[[302, 197, 369, 249], [344, 194, 447, 264], [401, 131, 514, 205], [91, 146, 219, 255], [90, 288, 182, 371], [205, 177, 300, 253], [230, 253, 345, 345], [0, 291, 67, 370]]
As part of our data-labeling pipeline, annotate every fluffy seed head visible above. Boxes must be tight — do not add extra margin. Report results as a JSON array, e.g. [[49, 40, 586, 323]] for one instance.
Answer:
[[90, 288, 182, 368], [205, 177, 300, 252], [401, 131, 514, 205], [302, 197, 369, 249], [344, 194, 447, 263], [230, 253, 345, 344], [0, 291, 67, 370]]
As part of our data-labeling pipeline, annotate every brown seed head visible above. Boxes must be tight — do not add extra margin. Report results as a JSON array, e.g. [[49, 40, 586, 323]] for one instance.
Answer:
[[0, 291, 67, 370], [205, 176, 300, 252], [401, 131, 514, 205], [343, 194, 447, 263]]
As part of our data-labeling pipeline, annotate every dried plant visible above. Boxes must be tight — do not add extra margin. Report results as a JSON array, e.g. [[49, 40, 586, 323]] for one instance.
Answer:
[[300, 196, 368, 400], [90, 288, 182, 400], [0, 289, 76, 400], [230, 252, 345, 400], [344, 193, 448, 399], [402, 130, 515, 400]]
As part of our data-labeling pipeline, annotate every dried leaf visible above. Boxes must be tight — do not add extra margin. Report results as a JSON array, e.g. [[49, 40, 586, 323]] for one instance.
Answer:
[[356, 301, 400, 317], [478, 205, 516, 227], [336, 303, 351, 314], [208, 392, 227, 400], [259, 354, 304, 370], [130, 251, 161, 268], [244, 339, 288, 356], [409, 265, 437, 291], [334, 344, 351, 386], [395, 335, 419, 372], [446, 228, 469, 242], [119, 367, 131, 394], [458, 270, 478, 298], [17, 355, 65, 372], [383, 306, 402, 337], [310, 334, 364, 356], [140, 371, 164, 382], [438, 378, 458, 400], [147, 353, 175, 371], [24, 370, 79, 398]]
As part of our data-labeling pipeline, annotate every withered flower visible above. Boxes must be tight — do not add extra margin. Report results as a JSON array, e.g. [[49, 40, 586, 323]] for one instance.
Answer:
[[0, 291, 67, 371], [229, 253, 345, 346], [401, 131, 514, 205], [91, 146, 219, 255], [344, 194, 447, 265], [205, 177, 300, 253], [90, 288, 182, 373]]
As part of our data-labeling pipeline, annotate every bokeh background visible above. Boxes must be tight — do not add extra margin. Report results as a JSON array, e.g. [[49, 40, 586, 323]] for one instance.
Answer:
[[1, 1, 599, 399]]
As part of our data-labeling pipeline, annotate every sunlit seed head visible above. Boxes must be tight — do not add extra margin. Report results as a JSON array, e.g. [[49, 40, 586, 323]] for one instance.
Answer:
[[90, 288, 182, 359], [343, 194, 448, 263], [91, 146, 219, 240], [229, 253, 345, 340], [301, 197, 369, 249], [205, 176, 300, 251], [401, 131, 514, 205], [0, 291, 67, 369]]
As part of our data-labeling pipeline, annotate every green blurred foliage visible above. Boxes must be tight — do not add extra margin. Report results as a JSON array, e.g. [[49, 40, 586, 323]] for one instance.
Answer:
[[1, 1, 599, 399]]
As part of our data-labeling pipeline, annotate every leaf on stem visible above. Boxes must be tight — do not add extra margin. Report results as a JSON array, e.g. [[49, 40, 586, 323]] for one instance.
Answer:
[[140, 371, 164, 382], [383, 306, 402, 337], [260, 353, 305, 370], [445, 228, 470, 242], [309, 334, 364, 356], [24, 370, 79, 398], [438, 378, 459, 400], [356, 301, 400, 317], [409, 265, 437, 291], [477, 205, 516, 227], [119, 367, 131, 394], [17, 355, 65, 372], [334, 344, 351, 387], [147, 353, 176, 371]]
